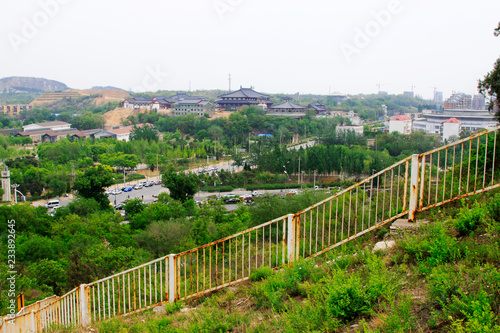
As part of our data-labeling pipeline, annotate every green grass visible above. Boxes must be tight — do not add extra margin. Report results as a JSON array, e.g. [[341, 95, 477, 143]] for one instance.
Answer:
[[59, 190, 500, 333]]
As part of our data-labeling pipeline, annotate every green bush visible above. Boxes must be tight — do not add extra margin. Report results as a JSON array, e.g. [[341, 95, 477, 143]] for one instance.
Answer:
[[454, 203, 485, 236], [487, 193, 500, 223], [249, 266, 274, 282]]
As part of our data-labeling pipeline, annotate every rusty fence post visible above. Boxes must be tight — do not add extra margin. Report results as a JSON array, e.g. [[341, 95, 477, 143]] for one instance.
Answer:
[[408, 154, 420, 222], [287, 214, 296, 264]]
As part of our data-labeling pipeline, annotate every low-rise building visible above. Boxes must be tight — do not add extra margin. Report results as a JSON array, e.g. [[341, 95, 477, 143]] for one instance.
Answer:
[[389, 115, 412, 134], [22, 121, 71, 132], [413, 108, 498, 136], [1, 104, 32, 117], [336, 125, 364, 136], [173, 99, 215, 117], [442, 118, 461, 141], [266, 100, 306, 118]]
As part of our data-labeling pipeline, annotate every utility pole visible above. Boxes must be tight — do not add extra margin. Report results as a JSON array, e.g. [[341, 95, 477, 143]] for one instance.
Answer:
[[298, 155, 301, 187], [70, 163, 75, 187]]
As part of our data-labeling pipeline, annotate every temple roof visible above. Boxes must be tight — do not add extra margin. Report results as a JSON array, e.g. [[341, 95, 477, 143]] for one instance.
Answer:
[[270, 101, 306, 110], [218, 88, 271, 99]]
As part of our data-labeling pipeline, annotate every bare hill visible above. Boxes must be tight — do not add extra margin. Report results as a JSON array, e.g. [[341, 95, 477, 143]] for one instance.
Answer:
[[103, 107, 150, 128]]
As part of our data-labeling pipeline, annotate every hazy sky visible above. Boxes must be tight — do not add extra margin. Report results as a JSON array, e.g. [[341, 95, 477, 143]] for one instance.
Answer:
[[1, 0, 499, 99]]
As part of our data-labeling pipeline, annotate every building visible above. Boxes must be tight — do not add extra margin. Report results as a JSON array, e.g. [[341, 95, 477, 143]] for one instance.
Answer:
[[389, 115, 412, 134], [22, 121, 71, 132], [215, 87, 273, 111], [336, 125, 364, 136], [308, 101, 327, 113], [266, 100, 306, 118], [1, 104, 32, 117], [444, 93, 472, 109], [404, 91, 414, 98], [472, 94, 486, 110], [173, 99, 215, 117], [442, 118, 461, 141], [434, 91, 444, 103], [413, 108, 498, 136], [327, 93, 348, 105], [123, 93, 207, 110]]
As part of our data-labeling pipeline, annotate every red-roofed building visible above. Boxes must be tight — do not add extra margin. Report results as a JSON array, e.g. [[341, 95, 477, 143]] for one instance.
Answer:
[[442, 118, 461, 141], [389, 115, 412, 134]]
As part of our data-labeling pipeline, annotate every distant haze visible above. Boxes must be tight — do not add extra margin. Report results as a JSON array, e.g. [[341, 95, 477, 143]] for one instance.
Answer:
[[1, 0, 499, 99]]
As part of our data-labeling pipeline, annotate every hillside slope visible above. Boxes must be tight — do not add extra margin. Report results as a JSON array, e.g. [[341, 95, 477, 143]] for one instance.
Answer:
[[70, 190, 500, 333]]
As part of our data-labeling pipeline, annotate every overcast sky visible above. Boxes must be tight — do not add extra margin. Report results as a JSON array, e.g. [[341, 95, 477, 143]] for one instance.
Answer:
[[1, 0, 499, 100]]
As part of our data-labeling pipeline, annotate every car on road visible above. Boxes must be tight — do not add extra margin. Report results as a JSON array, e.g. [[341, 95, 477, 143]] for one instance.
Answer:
[[134, 184, 143, 190], [224, 197, 241, 204], [123, 186, 133, 192]]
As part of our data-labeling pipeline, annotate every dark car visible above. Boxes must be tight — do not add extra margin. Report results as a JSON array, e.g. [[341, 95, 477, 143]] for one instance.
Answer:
[[224, 197, 240, 204]]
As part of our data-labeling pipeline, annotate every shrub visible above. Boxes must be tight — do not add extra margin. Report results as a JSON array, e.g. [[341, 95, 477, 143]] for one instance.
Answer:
[[487, 193, 500, 223], [454, 203, 485, 236], [326, 271, 373, 322], [249, 266, 274, 282]]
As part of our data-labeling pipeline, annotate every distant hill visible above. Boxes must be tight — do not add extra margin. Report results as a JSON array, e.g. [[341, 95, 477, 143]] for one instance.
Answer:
[[91, 86, 126, 91], [0, 76, 68, 93]]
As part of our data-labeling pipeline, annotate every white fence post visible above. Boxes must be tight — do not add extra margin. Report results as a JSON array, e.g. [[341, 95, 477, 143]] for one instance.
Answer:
[[80, 284, 89, 327], [287, 214, 296, 263], [30, 311, 35, 332], [408, 154, 420, 222], [168, 255, 176, 303]]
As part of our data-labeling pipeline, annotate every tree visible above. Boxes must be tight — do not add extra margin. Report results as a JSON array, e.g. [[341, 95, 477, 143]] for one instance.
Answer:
[[73, 165, 114, 209], [132, 125, 159, 142], [162, 168, 199, 202], [478, 22, 500, 121]]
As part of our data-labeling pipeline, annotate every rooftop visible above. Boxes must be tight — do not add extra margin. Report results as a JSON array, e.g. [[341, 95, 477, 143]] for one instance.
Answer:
[[391, 115, 411, 121]]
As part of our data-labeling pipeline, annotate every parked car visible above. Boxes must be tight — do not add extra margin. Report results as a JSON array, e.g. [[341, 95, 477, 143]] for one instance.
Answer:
[[134, 184, 143, 190], [154, 180, 162, 185], [145, 181, 155, 187], [224, 197, 240, 204], [123, 186, 133, 192], [105, 189, 113, 195], [111, 189, 123, 195]]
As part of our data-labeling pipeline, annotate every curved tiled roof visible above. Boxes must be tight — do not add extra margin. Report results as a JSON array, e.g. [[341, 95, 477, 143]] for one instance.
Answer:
[[270, 101, 306, 110], [391, 115, 411, 121], [443, 117, 461, 124]]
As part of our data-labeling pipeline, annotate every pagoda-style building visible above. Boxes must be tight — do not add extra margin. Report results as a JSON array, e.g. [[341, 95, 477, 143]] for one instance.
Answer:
[[267, 100, 307, 118], [308, 101, 327, 113], [215, 87, 274, 111]]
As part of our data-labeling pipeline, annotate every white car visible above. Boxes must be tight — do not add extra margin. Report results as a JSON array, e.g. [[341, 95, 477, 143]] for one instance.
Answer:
[[134, 184, 143, 190]]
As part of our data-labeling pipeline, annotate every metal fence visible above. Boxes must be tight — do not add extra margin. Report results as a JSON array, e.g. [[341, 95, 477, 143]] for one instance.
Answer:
[[2, 127, 499, 333]]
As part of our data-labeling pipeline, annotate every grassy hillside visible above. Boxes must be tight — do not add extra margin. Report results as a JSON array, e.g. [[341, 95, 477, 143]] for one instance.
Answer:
[[58, 189, 500, 333]]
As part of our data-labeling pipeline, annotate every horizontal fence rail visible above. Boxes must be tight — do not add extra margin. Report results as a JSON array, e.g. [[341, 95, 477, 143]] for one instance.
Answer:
[[418, 129, 499, 212], [2, 126, 499, 333], [293, 157, 412, 261]]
